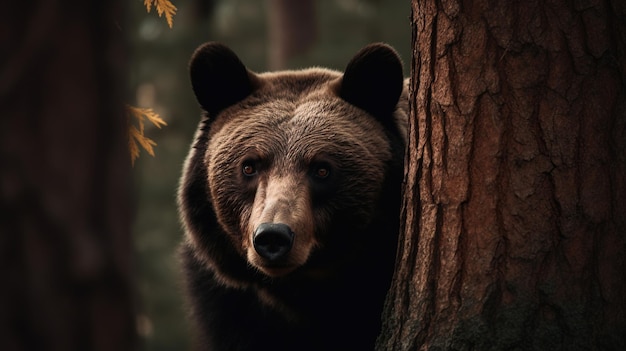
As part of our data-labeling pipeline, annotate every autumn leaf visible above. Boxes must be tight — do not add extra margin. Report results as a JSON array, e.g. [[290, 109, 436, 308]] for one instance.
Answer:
[[144, 0, 177, 28], [127, 106, 167, 166]]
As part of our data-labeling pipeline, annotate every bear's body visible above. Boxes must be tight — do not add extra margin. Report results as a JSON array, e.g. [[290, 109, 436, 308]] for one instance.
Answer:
[[178, 42, 408, 351]]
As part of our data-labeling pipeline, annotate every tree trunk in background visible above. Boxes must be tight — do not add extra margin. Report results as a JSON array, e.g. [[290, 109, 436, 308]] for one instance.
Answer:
[[378, 0, 626, 350], [0, 2, 135, 350], [267, 0, 317, 70]]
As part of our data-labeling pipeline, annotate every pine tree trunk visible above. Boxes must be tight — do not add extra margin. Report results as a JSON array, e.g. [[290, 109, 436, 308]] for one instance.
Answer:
[[378, 0, 626, 350], [0, 2, 135, 350]]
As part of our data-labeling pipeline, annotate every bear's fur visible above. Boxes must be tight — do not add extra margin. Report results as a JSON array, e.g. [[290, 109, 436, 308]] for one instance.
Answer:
[[178, 42, 408, 351]]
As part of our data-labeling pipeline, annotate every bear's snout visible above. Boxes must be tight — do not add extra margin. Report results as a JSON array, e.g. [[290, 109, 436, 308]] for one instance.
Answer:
[[253, 223, 294, 262]]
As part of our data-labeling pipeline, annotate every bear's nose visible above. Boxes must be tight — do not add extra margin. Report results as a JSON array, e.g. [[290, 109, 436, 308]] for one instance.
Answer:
[[253, 223, 294, 262]]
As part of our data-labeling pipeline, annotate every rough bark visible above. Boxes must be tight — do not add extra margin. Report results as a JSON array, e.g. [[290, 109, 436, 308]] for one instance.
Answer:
[[0, 2, 135, 350], [378, 0, 626, 350]]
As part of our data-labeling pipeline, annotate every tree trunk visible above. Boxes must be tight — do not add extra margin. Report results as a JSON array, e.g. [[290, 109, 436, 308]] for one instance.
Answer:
[[0, 2, 135, 350], [267, 0, 317, 70], [378, 0, 626, 350]]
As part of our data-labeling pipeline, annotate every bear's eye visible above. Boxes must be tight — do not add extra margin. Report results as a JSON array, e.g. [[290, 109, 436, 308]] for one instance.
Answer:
[[242, 161, 258, 177], [313, 164, 331, 179]]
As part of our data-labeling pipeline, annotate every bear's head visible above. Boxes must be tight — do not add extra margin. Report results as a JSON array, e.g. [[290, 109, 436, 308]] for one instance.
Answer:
[[179, 42, 407, 287]]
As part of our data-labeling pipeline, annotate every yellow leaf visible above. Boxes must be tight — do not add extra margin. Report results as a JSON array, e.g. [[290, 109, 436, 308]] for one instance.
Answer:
[[127, 105, 168, 165], [144, 0, 177, 28], [128, 126, 139, 166], [136, 135, 157, 157], [128, 106, 167, 129], [144, 0, 152, 13]]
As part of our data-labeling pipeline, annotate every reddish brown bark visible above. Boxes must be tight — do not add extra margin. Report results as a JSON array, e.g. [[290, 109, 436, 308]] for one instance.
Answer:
[[378, 0, 626, 350], [0, 2, 135, 350]]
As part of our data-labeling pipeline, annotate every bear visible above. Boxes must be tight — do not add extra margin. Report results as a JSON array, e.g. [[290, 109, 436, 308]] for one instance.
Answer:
[[177, 41, 408, 351]]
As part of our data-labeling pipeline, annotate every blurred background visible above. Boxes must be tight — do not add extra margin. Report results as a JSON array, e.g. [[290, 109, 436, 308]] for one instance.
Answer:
[[129, 0, 410, 349]]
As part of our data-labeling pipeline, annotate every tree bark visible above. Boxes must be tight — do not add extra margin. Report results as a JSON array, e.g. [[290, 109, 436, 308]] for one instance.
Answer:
[[0, 2, 135, 350], [378, 0, 626, 350]]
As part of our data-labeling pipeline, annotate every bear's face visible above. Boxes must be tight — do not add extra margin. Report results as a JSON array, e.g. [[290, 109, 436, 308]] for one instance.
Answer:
[[180, 42, 406, 284], [207, 80, 394, 277]]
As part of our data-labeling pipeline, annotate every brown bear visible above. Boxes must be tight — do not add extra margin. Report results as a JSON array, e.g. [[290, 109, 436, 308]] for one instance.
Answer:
[[178, 42, 408, 351]]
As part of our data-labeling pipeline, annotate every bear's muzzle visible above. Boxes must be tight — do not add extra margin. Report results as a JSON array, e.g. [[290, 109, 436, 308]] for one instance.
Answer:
[[253, 222, 294, 262]]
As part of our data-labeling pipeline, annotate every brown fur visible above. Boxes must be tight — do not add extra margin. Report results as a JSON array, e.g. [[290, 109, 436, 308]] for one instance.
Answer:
[[178, 42, 407, 351]]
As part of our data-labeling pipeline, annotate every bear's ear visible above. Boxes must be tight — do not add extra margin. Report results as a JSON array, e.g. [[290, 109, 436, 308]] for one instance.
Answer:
[[189, 42, 257, 115], [335, 43, 404, 117]]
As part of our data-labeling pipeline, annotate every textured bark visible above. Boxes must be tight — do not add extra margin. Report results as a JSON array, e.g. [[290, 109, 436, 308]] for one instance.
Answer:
[[0, 2, 135, 350], [378, 0, 626, 350]]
